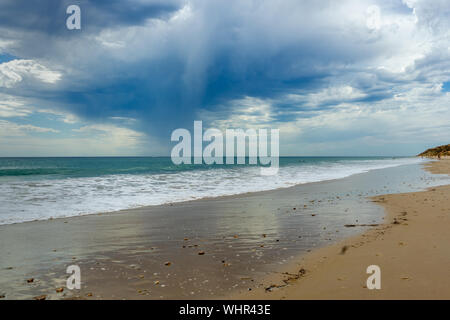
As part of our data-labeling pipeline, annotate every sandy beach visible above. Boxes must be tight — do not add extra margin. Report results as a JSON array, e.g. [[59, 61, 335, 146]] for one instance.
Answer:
[[0, 159, 449, 300], [235, 159, 450, 299]]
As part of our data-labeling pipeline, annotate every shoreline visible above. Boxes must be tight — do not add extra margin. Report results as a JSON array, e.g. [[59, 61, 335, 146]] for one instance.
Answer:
[[0, 159, 448, 299], [233, 159, 450, 299], [0, 157, 428, 227]]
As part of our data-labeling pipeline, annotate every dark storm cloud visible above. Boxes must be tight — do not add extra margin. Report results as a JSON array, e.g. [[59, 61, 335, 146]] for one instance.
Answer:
[[0, 0, 449, 153], [0, 0, 181, 34]]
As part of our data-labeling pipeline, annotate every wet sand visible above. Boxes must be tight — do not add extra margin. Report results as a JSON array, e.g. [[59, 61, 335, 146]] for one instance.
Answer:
[[236, 159, 450, 299], [0, 160, 448, 300]]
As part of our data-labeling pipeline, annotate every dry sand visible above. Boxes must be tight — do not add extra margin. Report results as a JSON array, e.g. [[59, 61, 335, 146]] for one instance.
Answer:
[[235, 159, 450, 299]]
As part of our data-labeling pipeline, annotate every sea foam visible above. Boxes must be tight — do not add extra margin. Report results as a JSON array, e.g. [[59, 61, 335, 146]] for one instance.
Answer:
[[0, 157, 425, 225]]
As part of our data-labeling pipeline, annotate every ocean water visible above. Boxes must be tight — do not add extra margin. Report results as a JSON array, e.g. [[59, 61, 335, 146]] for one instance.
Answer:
[[0, 156, 426, 225]]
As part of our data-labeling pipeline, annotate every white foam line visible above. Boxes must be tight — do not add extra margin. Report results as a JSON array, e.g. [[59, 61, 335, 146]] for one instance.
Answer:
[[0, 157, 426, 225]]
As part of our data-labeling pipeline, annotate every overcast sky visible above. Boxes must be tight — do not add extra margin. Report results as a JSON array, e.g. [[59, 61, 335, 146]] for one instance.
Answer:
[[0, 0, 449, 156]]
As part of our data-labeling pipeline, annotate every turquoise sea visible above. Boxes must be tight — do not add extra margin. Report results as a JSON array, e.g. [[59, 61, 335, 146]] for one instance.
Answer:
[[0, 156, 425, 225]]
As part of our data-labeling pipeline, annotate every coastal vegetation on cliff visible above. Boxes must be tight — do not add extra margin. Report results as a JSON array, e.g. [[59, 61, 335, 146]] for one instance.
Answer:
[[418, 144, 450, 157]]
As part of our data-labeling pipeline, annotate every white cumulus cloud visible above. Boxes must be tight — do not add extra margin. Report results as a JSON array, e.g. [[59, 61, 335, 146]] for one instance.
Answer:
[[0, 59, 61, 88]]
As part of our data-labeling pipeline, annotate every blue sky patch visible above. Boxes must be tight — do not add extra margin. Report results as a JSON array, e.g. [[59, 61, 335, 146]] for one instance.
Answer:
[[0, 53, 17, 63]]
